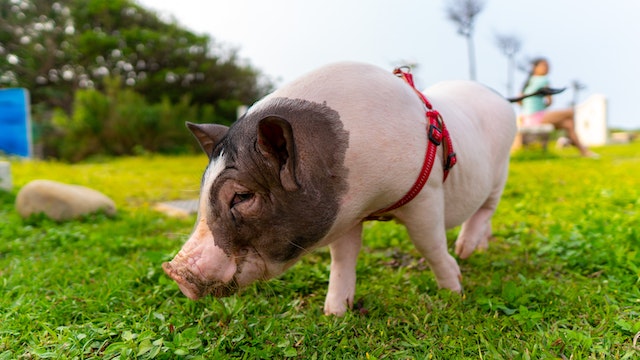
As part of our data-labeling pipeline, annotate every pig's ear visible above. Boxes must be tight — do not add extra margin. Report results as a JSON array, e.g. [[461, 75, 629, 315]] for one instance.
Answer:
[[186, 122, 228, 158], [257, 116, 299, 191]]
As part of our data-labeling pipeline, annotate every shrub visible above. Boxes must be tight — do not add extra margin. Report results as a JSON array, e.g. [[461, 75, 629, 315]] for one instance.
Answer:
[[44, 77, 232, 162]]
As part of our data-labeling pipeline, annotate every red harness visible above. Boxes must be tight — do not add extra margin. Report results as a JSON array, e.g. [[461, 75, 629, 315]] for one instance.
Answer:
[[366, 67, 457, 221]]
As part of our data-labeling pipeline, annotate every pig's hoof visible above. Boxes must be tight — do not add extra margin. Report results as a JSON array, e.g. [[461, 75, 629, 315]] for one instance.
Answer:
[[323, 300, 349, 316], [323, 296, 352, 316], [455, 223, 492, 259], [324, 306, 347, 316], [455, 236, 482, 259], [440, 280, 462, 293]]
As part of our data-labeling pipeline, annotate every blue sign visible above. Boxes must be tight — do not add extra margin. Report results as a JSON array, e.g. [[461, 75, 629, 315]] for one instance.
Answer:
[[0, 88, 32, 157]]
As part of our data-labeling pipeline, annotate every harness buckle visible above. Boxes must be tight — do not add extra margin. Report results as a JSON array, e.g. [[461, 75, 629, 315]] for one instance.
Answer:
[[445, 152, 457, 170], [428, 123, 443, 146]]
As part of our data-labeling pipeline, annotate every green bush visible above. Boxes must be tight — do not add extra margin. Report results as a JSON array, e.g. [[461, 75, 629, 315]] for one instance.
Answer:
[[45, 77, 233, 162]]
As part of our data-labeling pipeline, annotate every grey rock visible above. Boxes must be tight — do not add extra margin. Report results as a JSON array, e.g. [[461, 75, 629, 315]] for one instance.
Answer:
[[154, 199, 199, 218], [16, 179, 116, 221], [0, 161, 11, 191]]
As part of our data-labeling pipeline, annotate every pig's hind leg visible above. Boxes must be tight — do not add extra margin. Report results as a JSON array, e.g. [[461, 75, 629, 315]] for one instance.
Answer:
[[454, 169, 508, 259], [454, 205, 495, 259]]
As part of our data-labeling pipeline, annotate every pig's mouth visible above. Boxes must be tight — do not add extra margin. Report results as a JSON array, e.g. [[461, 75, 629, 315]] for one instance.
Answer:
[[162, 261, 238, 299]]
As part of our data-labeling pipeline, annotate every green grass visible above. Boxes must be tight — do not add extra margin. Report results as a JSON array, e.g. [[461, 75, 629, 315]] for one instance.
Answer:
[[1, 143, 639, 359]]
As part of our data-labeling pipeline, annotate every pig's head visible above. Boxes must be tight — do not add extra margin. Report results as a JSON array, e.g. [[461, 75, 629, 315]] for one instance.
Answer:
[[163, 98, 349, 299]]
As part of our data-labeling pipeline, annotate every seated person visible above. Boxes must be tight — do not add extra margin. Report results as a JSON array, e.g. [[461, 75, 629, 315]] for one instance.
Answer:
[[519, 58, 597, 157]]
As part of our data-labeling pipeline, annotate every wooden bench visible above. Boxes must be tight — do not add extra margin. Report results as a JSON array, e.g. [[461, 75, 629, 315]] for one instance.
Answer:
[[511, 116, 555, 152]]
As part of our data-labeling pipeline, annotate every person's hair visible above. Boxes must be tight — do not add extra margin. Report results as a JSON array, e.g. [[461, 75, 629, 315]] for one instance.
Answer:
[[521, 57, 548, 94]]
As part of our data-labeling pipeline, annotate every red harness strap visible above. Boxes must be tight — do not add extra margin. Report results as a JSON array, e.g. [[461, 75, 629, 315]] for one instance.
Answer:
[[366, 67, 457, 221]]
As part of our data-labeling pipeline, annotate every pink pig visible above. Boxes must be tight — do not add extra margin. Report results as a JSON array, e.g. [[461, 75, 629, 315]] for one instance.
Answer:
[[163, 62, 516, 316]]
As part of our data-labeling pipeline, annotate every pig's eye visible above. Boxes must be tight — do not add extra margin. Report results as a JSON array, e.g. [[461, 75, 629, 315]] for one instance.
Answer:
[[231, 192, 254, 208]]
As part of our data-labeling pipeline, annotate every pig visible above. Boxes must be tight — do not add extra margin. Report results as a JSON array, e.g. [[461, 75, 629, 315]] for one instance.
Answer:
[[162, 61, 516, 316]]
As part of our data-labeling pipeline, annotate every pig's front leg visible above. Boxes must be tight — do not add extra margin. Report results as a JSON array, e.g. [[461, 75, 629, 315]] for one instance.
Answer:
[[324, 224, 363, 316]]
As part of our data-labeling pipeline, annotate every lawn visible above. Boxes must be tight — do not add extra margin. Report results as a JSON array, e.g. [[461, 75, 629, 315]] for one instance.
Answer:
[[1, 142, 639, 359]]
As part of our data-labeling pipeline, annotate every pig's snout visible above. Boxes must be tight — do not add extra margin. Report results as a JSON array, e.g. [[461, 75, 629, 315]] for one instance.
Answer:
[[162, 229, 239, 299], [162, 261, 202, 299], [162, 258, 238, 299]]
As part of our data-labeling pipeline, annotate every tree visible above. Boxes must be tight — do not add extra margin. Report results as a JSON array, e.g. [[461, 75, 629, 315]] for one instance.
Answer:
[[495, 33, 522, 96], [445, 0, 486, 81], [0, 0, 80, 112], [570, 80, 586, 107], [0, 0, 272, 120]]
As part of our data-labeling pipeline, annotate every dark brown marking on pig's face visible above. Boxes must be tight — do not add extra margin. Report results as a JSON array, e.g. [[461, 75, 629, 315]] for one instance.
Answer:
[[198, 98, 349, 264]]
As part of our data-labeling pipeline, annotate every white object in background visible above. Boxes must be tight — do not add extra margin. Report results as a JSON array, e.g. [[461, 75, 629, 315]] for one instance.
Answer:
[[236, 105, 249, 120], [575, 94, 608, 146]]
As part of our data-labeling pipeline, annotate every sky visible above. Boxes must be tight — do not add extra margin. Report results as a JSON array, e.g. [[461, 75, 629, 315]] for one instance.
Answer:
[[137, 0, 640, 130]]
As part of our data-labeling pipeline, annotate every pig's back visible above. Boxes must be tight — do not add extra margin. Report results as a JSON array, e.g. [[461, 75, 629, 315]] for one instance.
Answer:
[[262, 62, 431, 218], [252, 62, 515, 229]]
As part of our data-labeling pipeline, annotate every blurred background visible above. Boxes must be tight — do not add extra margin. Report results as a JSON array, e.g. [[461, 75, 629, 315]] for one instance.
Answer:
[[1, 0, 638, 161]]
